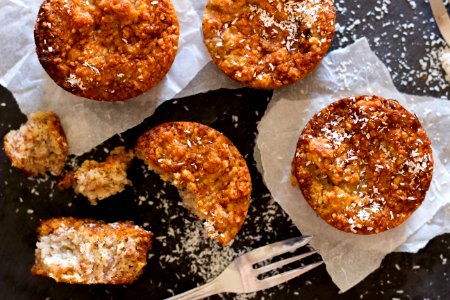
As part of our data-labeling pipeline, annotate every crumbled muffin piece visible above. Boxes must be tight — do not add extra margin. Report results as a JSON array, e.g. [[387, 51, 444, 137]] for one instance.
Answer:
[[292, 96, 434, 234], [59, 147, 134, 205], [32, 217, 152, 284], [3, 111, 68, 177], [135, 122, 252, 245]]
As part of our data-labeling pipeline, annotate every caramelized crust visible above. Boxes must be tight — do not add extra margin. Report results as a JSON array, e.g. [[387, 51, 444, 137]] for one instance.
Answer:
[[135, 122, 252, 245], [34, 0, 179, 101], [32, 217, 152, 284], [202, 0, 336, 89], [292, 96, 434, 234]]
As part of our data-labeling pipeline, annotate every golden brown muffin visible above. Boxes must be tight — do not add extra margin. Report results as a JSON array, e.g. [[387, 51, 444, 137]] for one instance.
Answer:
[[202, 0, 336, 89], [291, 96, 434, 234], [3, 111, 68, 177], [32, 217, 152, 284], [34, 0, 179, 101], [135, 122, 252, 245], [58, 147, 134, 205]]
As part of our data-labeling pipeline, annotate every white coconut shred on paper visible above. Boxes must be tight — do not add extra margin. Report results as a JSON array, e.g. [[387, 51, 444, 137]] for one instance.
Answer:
[[0, 0, 210, 155], [255, 38, 450, 292]]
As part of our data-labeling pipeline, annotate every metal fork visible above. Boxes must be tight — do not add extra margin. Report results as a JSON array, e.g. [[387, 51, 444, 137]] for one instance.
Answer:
[[166, 236, 322, 300]]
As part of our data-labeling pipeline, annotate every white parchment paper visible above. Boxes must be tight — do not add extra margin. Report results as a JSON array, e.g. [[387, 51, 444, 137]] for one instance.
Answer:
[[0, 0, 210, 154], [256, 38, 450, 292]]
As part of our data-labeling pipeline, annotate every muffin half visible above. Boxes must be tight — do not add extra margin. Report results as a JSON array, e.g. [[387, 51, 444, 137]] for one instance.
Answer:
[[135, 122, 252, 244]]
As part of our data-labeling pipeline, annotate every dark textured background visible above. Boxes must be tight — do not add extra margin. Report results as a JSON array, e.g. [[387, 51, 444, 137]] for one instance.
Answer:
[[1, 0, 449, 299]]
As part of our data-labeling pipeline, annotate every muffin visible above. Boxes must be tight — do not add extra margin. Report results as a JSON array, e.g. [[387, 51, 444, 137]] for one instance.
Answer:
[[202, 0, 336, 89], [58, 146, 134, 205], [3, 111, 68, 177], [135, 122, 252, 245], [32, 217, 152, 284], [291, 96, 434, 234], [34, 0, 179, 101]]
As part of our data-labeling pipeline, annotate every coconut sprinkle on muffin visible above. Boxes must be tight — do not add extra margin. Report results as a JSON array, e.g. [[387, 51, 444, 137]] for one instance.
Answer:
[[34, 0, 179, 101], [58, 146, 134, 205], [202, 0, 336, 89], [32, 217, 152, 284], [292, 96, 433, 234]]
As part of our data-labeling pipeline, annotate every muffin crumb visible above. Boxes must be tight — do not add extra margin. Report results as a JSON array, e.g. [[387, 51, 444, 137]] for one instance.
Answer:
[[3, 111, 68, 177], [59, 147, 134, 205]]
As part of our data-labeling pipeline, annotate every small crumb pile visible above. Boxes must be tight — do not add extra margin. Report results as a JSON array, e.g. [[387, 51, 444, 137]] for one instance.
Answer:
[[58, 146, 134, 205]]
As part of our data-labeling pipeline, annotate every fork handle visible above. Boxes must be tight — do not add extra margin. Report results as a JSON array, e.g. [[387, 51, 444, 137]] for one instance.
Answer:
[[165, 278, 225, 300]]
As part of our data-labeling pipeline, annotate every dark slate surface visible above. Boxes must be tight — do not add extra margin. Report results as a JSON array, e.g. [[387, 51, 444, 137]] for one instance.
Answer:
[[0, 0, 449, 299]]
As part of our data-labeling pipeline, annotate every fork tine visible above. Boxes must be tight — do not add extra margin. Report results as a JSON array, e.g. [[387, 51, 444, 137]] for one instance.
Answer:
[[258, 261, 324, 289], [242, 236, 312, 265], [253, 250, 318, 276]]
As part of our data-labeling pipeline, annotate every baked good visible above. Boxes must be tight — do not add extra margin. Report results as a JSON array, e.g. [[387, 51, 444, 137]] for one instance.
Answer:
[[32, 217, 152, 284], [3, 111, 68, 177], [291, 96, 434, 234], [202, 0, 335, 89], [34, 0, 179, 101], [135, 122, 251, 245], [58, 146, 134, 205]]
